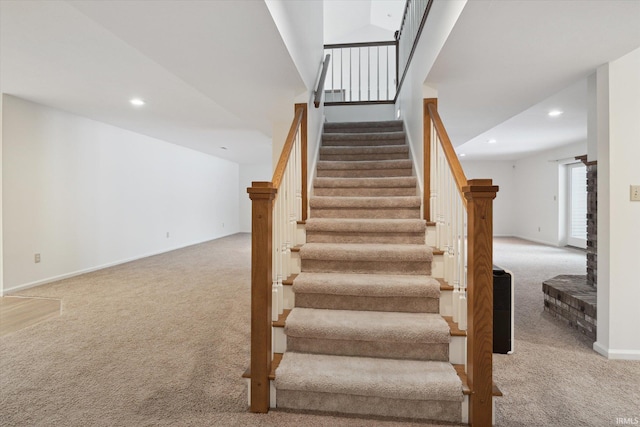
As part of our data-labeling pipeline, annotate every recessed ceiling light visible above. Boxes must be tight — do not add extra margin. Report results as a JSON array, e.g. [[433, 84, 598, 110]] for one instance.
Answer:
[[460, 153, 466, 157], [130, 98, 145, 106], [548, 109, 563, 117], [220, 146, 228, 150], [487, 139, 497, 144]]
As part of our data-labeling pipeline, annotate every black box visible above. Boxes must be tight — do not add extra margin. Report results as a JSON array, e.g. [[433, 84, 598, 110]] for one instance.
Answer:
[[493, 265, 513, 354]]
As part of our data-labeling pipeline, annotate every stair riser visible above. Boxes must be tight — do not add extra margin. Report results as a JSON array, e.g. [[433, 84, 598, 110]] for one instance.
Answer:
[[287, 337, 449, 361], [310, 208, 420, 219], [322, 138, 406, 146], [301, 259, 431, 275], [313, 187, 416, 197], [320, 153, 409, 161], [320, 145, 408, 155], [294, 293, 439, 313], [324, 127, 404, 133], [305, 232, 424, 244], [276, 390, 461, 423], [316, 168, 413, 178], [324, 126, 403, 134]]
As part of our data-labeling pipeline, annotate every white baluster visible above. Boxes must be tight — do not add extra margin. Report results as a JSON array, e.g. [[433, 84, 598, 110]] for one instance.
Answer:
[[459, 209, 468, 331]]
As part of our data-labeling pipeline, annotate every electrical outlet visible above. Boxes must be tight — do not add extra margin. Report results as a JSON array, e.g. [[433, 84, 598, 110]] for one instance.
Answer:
[[631, 185, 640, 201], [35, 253, 41, 263]]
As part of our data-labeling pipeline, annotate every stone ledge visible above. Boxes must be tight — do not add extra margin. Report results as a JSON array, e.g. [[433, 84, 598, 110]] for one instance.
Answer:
[[542, 275, 597, 341]]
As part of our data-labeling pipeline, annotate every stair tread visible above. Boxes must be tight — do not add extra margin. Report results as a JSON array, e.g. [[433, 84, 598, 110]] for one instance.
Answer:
[[305, 218, 425, 233], [310, 196, 421, 208], [322, 131, 406, 141], [300, 243, 432, 262], [320, 145, 409, 154], [317, 159, 412, 170], [443, 316, 466, 337], [276, 352, 463, 402], [453, 364, 503, 397], [293, 272, 440, 299], [285, 308, 450, 344], [314, 176, 417, 188], [243, 353, 282, 380]]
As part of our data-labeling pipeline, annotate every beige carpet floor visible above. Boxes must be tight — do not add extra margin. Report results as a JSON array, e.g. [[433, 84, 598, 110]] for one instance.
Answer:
[[1, 234, 638, 426]]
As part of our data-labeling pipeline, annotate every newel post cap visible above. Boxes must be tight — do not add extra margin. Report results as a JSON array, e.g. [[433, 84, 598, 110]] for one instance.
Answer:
[[463, 179, 499, 201], [247, 182, 277, 200]]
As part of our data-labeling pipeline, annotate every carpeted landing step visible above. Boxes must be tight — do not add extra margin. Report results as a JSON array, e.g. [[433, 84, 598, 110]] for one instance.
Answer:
[[275, 352, 463, 423], [285, 308, 450, 361], [300, 243, 432, 275], [305, 218, 425, 244], [292, 272, 440, 312], [313, 177, 417, 197]]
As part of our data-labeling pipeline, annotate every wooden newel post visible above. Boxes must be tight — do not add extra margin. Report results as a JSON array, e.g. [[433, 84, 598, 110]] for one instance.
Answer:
[[463, 179, 498, 427], [247, 181, 277, 413]]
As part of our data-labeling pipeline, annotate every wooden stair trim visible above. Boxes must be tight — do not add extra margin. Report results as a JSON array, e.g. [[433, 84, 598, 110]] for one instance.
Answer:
[[426, 221, 436, 227], [437, 278, 454, 291], [444, 316, 466, 337], [432, 247, 444, 256], [297, 220, 306, 225], [243, 353, 283, 380], [282, 274, 298, 286], [291, 245, 302, 253], [273, 309, 291, 328], [453, 364, 502, 397]]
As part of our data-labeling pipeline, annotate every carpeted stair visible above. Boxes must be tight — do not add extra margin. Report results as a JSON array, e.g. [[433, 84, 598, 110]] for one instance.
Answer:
[[275, 120, 463, 423]]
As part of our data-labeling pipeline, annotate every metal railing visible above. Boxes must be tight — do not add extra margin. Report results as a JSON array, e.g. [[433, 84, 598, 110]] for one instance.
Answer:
[[397, 0, 433, 92], [324, 41, 397, 103], [314, 54, 331, 108], [323, 0, 433, 105]]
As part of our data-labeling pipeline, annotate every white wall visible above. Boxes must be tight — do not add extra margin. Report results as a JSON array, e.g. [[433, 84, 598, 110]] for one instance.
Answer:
[[510, 141, 586, 246], [266, 0, 324, 93], [0, 95, 4, 294], [239, 163, 273, 233], [595, 46, 640, 360], [459, 160, 517, 236], [325, 104, 395, 123], [2, 95, 239, 293], [265, 0, 325, 194]]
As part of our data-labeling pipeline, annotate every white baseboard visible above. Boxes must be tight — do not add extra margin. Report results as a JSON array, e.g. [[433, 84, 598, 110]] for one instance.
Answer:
[[2, 233, 238, 295], [594, 341, 640, 360], [510, 235, 559, 247]]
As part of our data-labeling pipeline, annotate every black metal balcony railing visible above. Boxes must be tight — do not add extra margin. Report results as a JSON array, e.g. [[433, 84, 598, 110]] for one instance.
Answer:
[[323, 0, 434, 105]]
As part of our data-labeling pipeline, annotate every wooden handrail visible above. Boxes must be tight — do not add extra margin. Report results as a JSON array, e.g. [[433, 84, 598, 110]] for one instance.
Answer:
[[423, 98, 498, 426], [425, 99, 467, 197], [272, 106, 305, 190], [314, 54, 331, 108]]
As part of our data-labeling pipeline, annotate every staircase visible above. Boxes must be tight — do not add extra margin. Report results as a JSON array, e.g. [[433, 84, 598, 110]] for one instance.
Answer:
[[273, 121, 465, 423]]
